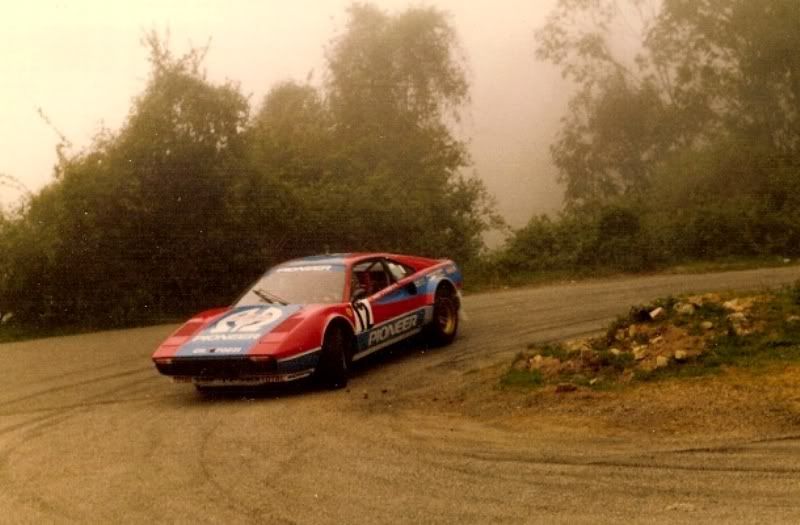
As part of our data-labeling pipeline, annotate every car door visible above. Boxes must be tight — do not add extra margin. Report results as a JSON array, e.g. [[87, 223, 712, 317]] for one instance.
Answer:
[[350, 258, 426, 357]]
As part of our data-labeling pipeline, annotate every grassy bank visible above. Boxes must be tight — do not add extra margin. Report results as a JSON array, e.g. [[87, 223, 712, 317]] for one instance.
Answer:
[[503, 281, 800, 390]]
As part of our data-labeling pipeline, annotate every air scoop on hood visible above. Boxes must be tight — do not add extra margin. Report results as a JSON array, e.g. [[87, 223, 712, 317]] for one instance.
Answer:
[[175, 304, 303, 358]]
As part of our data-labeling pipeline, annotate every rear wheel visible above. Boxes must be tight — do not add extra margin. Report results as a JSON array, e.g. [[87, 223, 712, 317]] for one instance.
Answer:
[[316, 326, 351, 389], [427, 286, 459, 346]]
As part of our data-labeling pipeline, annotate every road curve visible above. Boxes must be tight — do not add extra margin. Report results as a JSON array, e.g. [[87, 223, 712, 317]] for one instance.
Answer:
[[2, 266, 800, 523]]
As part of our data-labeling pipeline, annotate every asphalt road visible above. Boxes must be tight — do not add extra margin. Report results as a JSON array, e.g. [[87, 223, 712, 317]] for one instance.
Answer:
[[2, 267, 800, 523]]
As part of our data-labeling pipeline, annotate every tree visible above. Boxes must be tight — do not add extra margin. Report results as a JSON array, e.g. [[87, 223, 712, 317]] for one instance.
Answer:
[[495, 0, 800, 277], [0, 33, 253, 327], [323, 4, 499, 260], [0, 5, 504, 331], [538, 0, 800, 208]]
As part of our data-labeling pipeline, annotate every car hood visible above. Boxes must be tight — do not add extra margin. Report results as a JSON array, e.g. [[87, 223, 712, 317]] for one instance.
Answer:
[[174, 304, 305, 358]]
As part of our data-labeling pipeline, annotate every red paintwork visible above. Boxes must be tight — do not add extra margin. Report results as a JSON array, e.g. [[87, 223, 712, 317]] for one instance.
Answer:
[[152, 307, 229, 359], [152, 253, 458, 366]]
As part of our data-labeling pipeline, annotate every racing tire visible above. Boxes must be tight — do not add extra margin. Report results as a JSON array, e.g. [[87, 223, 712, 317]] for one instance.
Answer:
[[426, 286, 459, 347], [316, 326, 351, 389]]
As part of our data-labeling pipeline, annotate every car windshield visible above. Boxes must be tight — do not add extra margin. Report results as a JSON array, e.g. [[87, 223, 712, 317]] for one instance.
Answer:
[[235, 264, 346, 306]]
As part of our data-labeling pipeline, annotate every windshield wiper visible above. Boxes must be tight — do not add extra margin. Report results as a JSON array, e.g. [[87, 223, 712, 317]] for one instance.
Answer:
[[253, 288, 289, 306]]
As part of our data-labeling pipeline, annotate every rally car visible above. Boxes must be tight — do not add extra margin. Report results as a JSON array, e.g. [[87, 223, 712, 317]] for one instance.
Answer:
[[152, 253, 462, 390]]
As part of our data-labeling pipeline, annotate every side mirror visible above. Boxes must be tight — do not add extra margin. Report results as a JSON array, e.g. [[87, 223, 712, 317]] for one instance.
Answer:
[[403, 281, 418, 295]]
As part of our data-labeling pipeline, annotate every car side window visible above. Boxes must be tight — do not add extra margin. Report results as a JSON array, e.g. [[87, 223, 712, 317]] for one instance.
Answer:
[[385, 259, 414, 282], [352, 260, 393, 299]]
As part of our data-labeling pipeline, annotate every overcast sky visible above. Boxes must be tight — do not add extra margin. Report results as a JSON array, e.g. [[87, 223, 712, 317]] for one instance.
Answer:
[[1, 0, 568, 226]]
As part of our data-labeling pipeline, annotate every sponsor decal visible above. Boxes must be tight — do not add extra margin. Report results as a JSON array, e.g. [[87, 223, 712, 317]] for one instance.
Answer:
[[208, 307, 283, 334], [191, 347, 243, 355], [276, 265, 332, 273], [368, 313, 419, 346], [176, 304, 302, 358]]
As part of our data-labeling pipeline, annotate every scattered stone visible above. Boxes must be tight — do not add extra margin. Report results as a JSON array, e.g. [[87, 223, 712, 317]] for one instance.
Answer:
[[609, 348, 622, 356], [555, 383, 578, 393], [727, 312, 751, 336], [651, 336, 664, 344], [513, 358, 529, 371], [688, 293, 722, 307], [674, 302, 696, 316], [723, 297, 758, 313], [674, 350, 688, 362], [589, 378, 600, 386], [649, 307, 666, 320], [565, 339, 591, 353], [615, 329, 627, 342], [0, 312, 11, 324], [633, 346, 647, 361], [784, 258, 792, 264], [701, 321, 714, 330], [531, 356, 562, 375], [787, 316, 800, 324], [656, 356, 670, 368]]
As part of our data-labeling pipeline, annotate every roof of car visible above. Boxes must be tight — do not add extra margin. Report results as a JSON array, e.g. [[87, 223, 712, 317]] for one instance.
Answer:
[[281, 252, 440, 266], [283, 254, 352, 266]]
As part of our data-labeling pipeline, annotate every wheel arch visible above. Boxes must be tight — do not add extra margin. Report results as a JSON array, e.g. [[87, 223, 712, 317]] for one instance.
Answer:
[[428, 277, 460, 309], [321, 315, 357, 350]]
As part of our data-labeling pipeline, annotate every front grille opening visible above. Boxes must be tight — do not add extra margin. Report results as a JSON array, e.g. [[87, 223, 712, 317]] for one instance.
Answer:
[[156, 357, 277, 379]]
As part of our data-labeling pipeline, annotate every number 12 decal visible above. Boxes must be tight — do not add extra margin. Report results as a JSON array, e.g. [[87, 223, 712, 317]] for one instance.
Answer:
[[353, 300, 374, 334]]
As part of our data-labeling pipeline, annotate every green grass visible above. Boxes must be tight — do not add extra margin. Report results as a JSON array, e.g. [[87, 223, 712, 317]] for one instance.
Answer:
[[500, 368, 544, 388], [525, 343, 570, 360], [507, 282, 800, 391]]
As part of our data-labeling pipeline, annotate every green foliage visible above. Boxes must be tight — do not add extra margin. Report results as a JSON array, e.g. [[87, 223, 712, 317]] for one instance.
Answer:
[[496, 0, 800, 280], [501, 368, 544, 388], [526, 343, 570, 361], [321, 4, 500, 260], [0, 9, 500, 332]]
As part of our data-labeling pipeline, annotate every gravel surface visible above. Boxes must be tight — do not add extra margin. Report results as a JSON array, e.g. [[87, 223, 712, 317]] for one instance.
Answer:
[[2, 266, 800, 523]]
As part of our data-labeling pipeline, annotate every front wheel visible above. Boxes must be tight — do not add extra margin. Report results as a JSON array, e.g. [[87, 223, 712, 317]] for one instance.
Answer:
[[426, 288, 459, 347], [316, 327, 351, 389]]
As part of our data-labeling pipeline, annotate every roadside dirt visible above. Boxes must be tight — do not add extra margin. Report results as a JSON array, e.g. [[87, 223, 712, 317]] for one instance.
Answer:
[[3, 266, 800, 523], [421, 361, 800, 440]]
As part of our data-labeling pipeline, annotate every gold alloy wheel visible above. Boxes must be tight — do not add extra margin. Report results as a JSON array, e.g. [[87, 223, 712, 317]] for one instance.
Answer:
[[437, 297, 457, 336]]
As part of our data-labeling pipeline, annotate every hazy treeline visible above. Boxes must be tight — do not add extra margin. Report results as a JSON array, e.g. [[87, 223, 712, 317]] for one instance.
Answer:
[[0, 5, 498, 328], [2, 0, 798, 332], [494, 0, 800, 276]]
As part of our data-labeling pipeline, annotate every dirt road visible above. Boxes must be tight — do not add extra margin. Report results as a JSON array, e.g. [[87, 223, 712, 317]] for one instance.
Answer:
[[2, 267, 800, 523]]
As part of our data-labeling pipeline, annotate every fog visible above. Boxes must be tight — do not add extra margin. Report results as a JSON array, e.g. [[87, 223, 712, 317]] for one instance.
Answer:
[[0, 0, 568, 227]]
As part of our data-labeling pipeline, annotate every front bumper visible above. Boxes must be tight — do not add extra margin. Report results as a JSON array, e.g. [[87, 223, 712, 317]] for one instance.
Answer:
[[153, 354, 318, 385]]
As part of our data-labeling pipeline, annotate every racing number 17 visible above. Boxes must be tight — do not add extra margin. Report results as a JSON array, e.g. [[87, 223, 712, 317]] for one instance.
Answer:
[[353, 300, 374, 334]]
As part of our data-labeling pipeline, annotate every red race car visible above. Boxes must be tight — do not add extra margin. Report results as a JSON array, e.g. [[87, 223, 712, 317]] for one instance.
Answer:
[[152, 253, 462, 390]]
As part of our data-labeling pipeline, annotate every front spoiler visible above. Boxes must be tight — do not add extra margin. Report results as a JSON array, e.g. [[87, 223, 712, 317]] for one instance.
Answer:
[[173, 369, 315, 387]]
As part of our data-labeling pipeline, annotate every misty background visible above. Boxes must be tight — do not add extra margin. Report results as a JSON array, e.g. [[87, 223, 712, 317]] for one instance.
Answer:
[[0, 0, 566, 226], [4, 0, 798, 334]]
